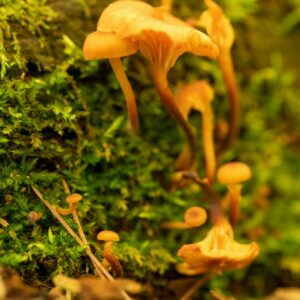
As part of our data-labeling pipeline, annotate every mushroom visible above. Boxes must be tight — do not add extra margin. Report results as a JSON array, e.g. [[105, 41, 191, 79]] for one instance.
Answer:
[[83, 0, 219, 170], [83, 31, 139, 132], [217, 162, 252, 225], [161, 206, 207, 229], [56, 193, 83, 215], [177, 218, 259, 275], [198, 0, 238, 154], [176, 80, 216, 182], [97, 230, 123, 277], [56, 193, 89, 246], [97, 230, 120, 254], [184, 206, 207, 227]]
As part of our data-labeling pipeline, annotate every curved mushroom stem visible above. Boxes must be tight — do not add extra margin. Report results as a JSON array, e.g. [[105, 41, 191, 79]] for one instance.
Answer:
[[181, 172, 224, 224], [217, 50, 239, 155], [152, 68, 197, 170], [109, 58, 139, 132], [160, 221, 192, 230], [103, 253, 124, 278], [227, 184, 242, 226], [201, 102, 216, 183]]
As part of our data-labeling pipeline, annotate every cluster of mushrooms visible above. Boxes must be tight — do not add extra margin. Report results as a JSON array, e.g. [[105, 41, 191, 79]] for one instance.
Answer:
[[32, 0, 260, 298], [83, 0, 259, 279]]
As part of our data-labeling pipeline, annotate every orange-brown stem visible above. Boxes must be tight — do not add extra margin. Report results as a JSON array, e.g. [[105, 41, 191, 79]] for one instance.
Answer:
[[217, 50, 239, 155], [109, 58, 139, 133], [152, 68, 197, 170], [202, 103, 216, 183], [228, 184, 242, 226], [161, 0, 173, 11], [103, 252, 124, 278], [160, 221, 192, 230]]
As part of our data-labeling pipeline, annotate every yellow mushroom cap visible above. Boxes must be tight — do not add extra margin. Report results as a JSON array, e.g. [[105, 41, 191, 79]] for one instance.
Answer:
[[217, 162, 252, 185], [95, 0, 218, 70], [66, 193, 83, 204], [97, 230, 120, 242], [184, 206, 207, 227], [83, 31, 138, 60]]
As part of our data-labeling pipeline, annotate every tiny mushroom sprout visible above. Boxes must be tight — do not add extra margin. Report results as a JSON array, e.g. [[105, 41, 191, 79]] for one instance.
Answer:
[[198, 0, 238, 154], [184, 206, 207, 227], [161, 206, 207, 229], [97, 230, 120, 254], [176, 80, 216, 182], [217, 162, 252, 226], [177, 218, 259, 275], [97, 230, 123, 277], [56, 193, 83, 215], [83, 0, 219, 170]]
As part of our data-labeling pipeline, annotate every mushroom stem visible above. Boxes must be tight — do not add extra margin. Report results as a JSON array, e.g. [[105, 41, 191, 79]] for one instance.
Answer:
[[201, 102, 216, 183], [160, 221, 192, 230], [109, 57, 139, 132], [161, 0, 173, 11], [181, 172, 224, 224], [152, 68, 197, 170], [227, 184, 242, 226], [56, 206, 73, 215], [217, 50, 239, 154]]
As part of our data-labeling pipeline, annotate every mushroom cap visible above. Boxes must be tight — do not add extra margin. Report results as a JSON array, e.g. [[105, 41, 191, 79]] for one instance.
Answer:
[[184, 206, 207, 227], [177, 218, 260, 274], [217, 162, 252, 185], [83, 31, 138, 60], [198, 0, 235, 51], [176, 80, 214, 119], [94, 1, 218, 70], [97, 230, 120, 242], [66, 193, 83, 204]]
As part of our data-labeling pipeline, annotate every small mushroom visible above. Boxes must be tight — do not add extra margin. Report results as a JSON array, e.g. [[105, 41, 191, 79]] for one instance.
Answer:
[[97, 230, 120, 253], [84, 31, 139, 132], [176, 80, 216, 182], [217, 162, 252, 225], [161, 206, 207, 230], [97, 231, 123, 277], [184, 206, 207, 227], [56, 193, 83, 215]]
